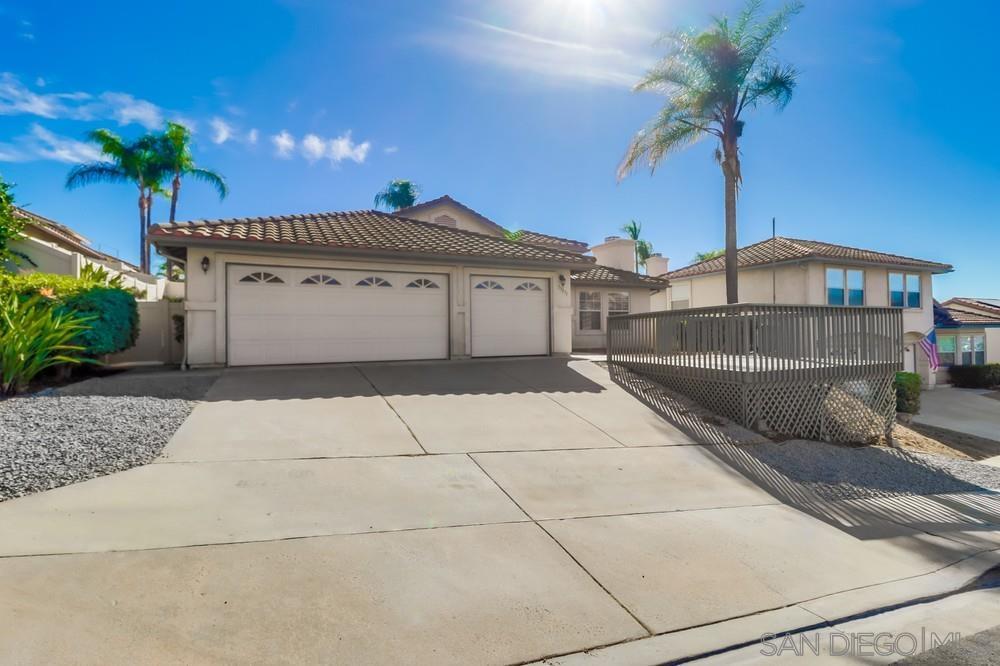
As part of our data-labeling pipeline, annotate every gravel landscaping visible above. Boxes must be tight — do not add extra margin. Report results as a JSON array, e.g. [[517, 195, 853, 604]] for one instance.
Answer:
[[740, 439, 1000, 502], [0, 369, 218, 501]]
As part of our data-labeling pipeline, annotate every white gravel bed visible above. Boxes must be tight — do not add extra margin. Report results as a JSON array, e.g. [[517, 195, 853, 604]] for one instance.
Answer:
[[1, 389, 201, 501], [743, 440, 1000, 501]]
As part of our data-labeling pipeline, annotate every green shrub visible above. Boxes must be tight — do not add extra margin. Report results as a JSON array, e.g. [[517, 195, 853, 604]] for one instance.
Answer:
[[895, 371, 921, 414], [0, 293, 95, 396], [948, 364, 1000, 389], [59, 287, 138, 355], [0, 271, 140, 356]]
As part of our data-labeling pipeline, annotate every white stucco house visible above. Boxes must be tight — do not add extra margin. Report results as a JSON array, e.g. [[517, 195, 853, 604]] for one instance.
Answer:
[[8, 207, 169, 300], [150, 195, 667, 367], [654, 237, 953, 387], [933, 297, 1000, 383]]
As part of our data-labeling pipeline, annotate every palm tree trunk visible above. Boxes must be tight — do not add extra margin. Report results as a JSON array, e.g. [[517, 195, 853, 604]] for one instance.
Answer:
[[144, 189, 154, 273], [138, 191, 148, 273], [169, 173, 180, 223], [722, 143, 740, 305]]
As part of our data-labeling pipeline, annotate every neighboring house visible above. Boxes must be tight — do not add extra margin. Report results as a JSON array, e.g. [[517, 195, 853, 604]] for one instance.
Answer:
[[933, 297, 1000, 384], [8, 207, 166, 300], [149, 196, 665, 367], [660, 237, 953, 387]]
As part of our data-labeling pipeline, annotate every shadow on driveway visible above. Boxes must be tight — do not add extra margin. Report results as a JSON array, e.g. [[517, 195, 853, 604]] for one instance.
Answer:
[[608, 363, 1000, 549]]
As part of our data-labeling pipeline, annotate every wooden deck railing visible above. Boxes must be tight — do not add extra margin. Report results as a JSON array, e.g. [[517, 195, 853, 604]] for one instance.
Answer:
[[607, 304, 903, 442]]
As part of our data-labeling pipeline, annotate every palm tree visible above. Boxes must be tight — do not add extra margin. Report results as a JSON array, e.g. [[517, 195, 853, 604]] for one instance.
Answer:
[[694, 248, 725, 262], [158, 122, 228, 223], [66, 129, 165, 272], [621, 219, 653, 271], [374, 179, 421, 211], [617, 0, 802, 303]]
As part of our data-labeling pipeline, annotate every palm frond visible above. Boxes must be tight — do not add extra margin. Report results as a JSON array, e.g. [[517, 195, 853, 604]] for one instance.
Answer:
[[65, 162, 128, 190], [621, 220, 642, 240], [617, 110, 706, 181], [188, 167, 229, 199], [731, 0, 764, 44], [744, 63, 797, 110]]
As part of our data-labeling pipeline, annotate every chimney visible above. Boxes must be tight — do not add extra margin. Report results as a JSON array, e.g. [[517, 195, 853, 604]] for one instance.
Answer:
[[645, 253, 670, 277], [590, 236, 637, 273]]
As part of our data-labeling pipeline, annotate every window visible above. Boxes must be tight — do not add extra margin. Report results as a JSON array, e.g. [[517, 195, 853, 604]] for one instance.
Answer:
[[356, 276, 392, 287], [406, 278, 439, 289], [826, 268, 864, 306], [515, 282, 542, 292], [889, 272, 921, 308], [938, 335, 956, 366], [239, 271, 284, 284], [579, 291, 601, 331], [301, 274, 340, 285], [960, 335, 986, 365], [474, 280, 503, 290], [608, 292, 629, 317]]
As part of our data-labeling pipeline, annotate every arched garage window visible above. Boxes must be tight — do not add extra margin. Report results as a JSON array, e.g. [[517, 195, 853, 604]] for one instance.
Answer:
[[301, 274, 340, 285], [356, 276, 392, 287], [406, 278, 440, 289], [515, 282, 542, 292], [239, 271, 284, 284], [475, 280, 503, 290]]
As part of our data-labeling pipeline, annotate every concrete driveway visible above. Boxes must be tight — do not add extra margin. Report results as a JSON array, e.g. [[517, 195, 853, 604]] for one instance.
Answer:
[[1, 358, 998, 664], [915, 386, 1000, 444]]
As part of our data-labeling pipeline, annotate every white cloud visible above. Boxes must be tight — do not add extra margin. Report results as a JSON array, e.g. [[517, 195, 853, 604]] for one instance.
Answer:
[[0, 124, 103, 164], [210, 117, 233, 144], [271, 130, 295, 158], [300, 133, 326, 162], [35, 77, 46, 88], [247, 128, 259, 144], [419, 12, 656, 88], [383, 145, 399, 154], [100, 92, 164, 129], [328, 131, 370, 164], [0, 72, 89, 118]]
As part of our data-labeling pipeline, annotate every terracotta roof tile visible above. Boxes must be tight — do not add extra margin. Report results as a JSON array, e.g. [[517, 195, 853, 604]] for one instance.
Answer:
[[942, 298, 1000, 325], [519, 230, 589, 253], [150, 209, 595, 266], [667, 237, 953, 279], [572, 265, 668, 288]]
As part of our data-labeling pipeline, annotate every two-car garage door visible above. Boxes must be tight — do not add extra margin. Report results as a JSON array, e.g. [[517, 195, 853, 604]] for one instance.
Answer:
[[227, 265, 449, 366], [226, 265, 550, 366]]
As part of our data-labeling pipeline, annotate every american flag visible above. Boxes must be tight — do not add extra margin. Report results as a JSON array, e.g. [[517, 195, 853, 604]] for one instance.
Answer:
[[919, 327, 940, 371]]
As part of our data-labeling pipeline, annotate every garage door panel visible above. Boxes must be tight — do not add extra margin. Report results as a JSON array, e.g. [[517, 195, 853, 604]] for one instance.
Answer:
[[227, 265, 448, 366], [470, 275, 549, 358]]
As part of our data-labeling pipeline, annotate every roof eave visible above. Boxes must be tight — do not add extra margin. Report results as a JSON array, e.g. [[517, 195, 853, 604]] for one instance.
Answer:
[[149, 234, 594, 270], [668, 256, 954, 280]]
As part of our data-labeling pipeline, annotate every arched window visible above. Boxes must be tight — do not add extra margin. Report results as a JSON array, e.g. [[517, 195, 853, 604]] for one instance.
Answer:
[[474, 280, 504, 290], [301, 274, 340, 285], [515, 282, 542, 292], [239, 271, 284, 284], [406, 278, 440, 289], [356, 276, 392, 287]]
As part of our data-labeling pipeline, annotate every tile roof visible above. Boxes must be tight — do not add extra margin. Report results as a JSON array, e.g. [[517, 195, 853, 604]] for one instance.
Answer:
[[941, 298, 1000, 325], [667, 236, 953, 279], [395, 195, 508, 234], [149, 209, 596, 266], [15, 207, 139, 270], [396, 195, 589, 252], [572, 264, 669, 288], [519, 230, 589, 253]]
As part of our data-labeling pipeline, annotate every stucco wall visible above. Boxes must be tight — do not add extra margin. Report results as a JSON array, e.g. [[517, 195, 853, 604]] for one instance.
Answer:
[[400, 203, 502, 237], [570, 286, 651, 351], [181, 245, 572, 366]]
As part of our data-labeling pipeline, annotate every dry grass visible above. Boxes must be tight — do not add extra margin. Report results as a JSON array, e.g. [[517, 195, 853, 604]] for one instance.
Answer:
[[889, 420, 1000, 461]]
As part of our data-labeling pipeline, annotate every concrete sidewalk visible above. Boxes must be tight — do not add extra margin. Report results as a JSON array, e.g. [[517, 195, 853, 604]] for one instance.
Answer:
[[1, 358, 998, 665]]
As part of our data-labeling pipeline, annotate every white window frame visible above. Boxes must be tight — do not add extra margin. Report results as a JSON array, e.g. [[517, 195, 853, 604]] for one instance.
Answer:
[[578, 291, 602, 332], [825, 267, 865, 307], [958, 334, 986, 366], [607, 292, 630, 318], [937, 334, 956, 366], [888, 272, 922, 309]]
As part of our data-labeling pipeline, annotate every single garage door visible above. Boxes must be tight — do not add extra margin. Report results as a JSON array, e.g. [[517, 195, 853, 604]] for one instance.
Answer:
[[470, 275, 549, 357], [227, 264, 449, 366]]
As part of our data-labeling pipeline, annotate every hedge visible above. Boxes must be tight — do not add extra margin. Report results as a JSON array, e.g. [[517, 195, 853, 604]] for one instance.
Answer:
[[895, 372, 921, 414], [948, 364, 1000, 389], [0, 271, 139, 356]]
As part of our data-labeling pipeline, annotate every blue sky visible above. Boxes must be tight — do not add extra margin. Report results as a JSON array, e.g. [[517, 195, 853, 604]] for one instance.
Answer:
[[0, 0, 996, 298]]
